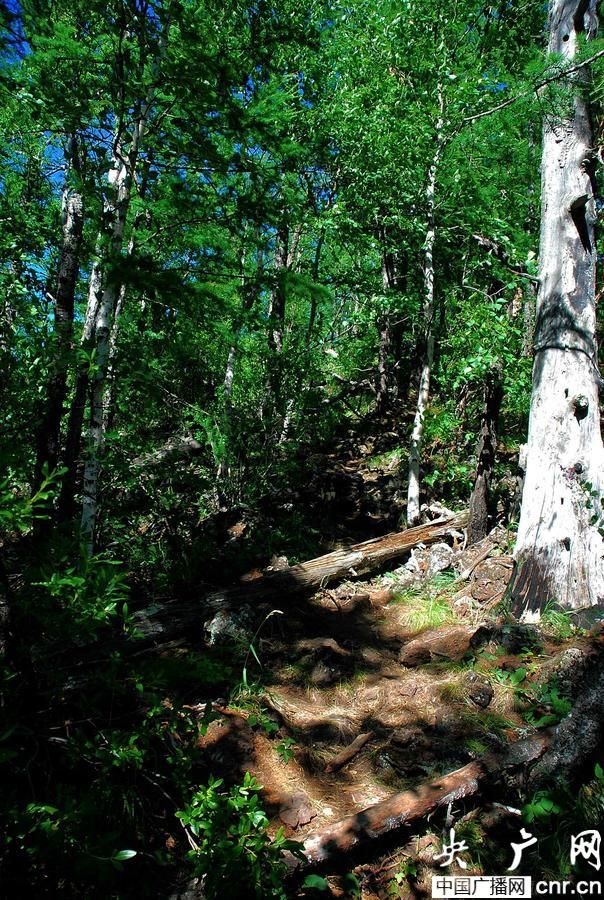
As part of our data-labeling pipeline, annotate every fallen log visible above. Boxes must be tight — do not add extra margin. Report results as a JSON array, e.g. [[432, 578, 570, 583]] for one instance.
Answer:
[[325, 731, 374, 773], [206, 512, 468, 610], [288, 734, 547, 871], [131, 434, 204, 468]]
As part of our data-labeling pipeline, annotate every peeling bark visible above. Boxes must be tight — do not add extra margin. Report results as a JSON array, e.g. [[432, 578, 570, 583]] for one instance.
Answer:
[[509, 0, 604, 616]]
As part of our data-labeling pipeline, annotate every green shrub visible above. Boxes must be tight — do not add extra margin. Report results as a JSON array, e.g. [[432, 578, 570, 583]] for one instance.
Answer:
[[177, 772, 304, 898]]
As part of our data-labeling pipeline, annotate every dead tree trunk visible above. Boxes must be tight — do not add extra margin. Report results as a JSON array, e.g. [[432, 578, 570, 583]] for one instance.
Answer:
[[468, 366, 503, 544], [509, 0, 604, 616]]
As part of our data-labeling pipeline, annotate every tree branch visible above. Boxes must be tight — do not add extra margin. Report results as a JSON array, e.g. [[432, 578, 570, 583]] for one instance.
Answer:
[[462, 48, 604, 127]]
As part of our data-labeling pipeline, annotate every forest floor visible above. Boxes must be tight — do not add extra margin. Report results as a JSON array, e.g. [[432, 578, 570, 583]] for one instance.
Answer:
[[193, 549, 597, 897], [164, 419, 604, 898]]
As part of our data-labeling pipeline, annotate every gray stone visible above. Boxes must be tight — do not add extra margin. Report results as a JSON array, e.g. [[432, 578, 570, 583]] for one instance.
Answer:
[[204, 604, 256, 646]]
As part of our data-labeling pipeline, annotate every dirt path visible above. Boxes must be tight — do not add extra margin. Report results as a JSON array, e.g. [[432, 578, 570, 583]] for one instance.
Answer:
[[193, 528, 594, 897]]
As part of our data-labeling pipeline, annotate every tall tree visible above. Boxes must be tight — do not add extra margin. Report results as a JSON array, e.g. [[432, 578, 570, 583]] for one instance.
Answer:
[[34, 136, 84, 490], [508, 0, 604, 615], [406, 77, 444, 525]]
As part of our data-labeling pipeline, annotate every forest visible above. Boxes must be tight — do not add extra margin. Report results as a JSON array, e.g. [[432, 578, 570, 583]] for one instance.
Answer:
[[2, 0, 604, 896]]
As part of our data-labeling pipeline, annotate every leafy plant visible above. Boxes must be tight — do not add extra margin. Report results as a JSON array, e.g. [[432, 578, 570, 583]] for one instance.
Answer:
[[490, 666, 527, 687], [242, 609, 284, 689], [522, 681, 572, 728], [276, 737, 296, 764], [540, 603, 575, 642], [522, 790, 561, 824], [387, 856, 418, 896], [303, 874, 329, 893], [0, 464, 66, 535], [34, 550, 133, 638], [177, 772, 305, 898]]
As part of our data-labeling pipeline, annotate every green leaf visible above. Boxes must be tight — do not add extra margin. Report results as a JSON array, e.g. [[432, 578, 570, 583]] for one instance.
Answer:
[[510, 667, 527, 686], [112, 850, 137, 861], [303, 874, 329, 891]]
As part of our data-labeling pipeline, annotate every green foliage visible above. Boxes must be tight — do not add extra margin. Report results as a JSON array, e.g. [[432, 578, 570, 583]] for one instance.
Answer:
[[303, 874, 330, 892], [0, 0, 563, 894], [523, 791, 562, 824], [0, 464, 66, 535], [275, 737, 297, 764], [391, 573, 458, 632], [176, 773, 304, 899], [34, 551, 132, 638], [390, 855, 418, 890], [540, 604, 576, 642], [521, 681, 572, 729], [490, 666, 527, 687]]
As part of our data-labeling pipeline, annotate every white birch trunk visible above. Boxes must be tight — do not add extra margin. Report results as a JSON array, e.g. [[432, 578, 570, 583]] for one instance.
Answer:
[[34, 148, 84, 485], [509, 0, 604, 616], [101, 225, 140, 433], [80, 134, 141, 547], [407, 86, 444, 525], [223, 345, 237, 401]]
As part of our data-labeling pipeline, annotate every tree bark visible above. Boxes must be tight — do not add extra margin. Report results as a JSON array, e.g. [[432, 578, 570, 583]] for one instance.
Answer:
[[509, 0, 604, 616], [0, 555, 12, 659], [58, 258, 103, 524], [376, 237, 397, 417], [217, 237, 264, 478], [376, 316, 393, 417], [261, 223, 289, 430], [522, 282, 536, 357], [468, 366, 503, 544], [407, 85, 444, 525], [306, 228, 325, 342], [80, 146, 134, 550], [80, 88, 153, 548], [34, 138, 84, 492]]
